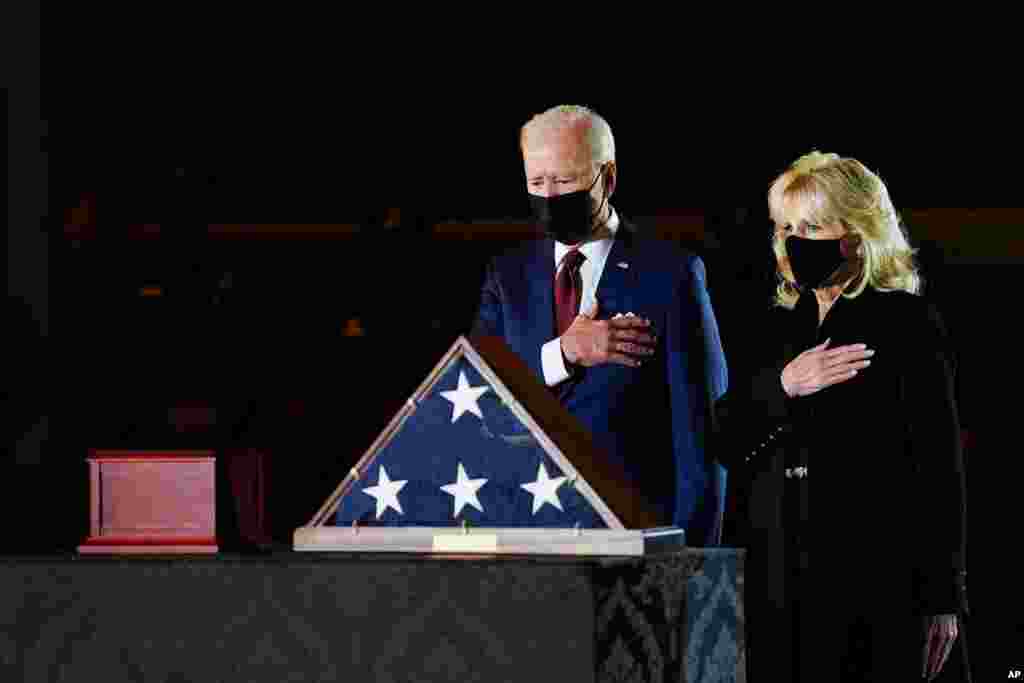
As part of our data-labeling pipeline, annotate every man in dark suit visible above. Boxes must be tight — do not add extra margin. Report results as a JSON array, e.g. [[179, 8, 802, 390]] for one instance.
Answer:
[[471, 105, 729, 545]]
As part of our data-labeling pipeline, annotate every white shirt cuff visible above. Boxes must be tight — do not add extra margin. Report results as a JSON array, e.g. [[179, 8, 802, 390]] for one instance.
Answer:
[[541, 338, 572, 387]]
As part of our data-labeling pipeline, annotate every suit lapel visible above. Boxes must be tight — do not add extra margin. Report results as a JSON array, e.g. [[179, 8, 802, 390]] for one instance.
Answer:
[[524, 236, 556, 358], [594, 222, 638, 317]]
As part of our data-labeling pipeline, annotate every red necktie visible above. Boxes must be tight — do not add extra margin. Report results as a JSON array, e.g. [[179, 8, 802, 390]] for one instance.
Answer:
[[555, 248, 586, 336]]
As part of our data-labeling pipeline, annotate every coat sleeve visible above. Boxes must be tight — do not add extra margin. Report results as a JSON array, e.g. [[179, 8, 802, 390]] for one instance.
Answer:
[[903, 301, 968, 616], [710, 308, 797, 472], [666, 254, 729, 544]]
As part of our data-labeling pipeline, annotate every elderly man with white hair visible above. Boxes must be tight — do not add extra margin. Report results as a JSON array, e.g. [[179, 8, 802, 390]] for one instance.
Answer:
[[471, 104, 729, 544]]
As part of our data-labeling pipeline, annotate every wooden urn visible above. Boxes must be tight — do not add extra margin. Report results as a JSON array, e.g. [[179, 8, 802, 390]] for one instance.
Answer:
[[78, 450, 218, 554]]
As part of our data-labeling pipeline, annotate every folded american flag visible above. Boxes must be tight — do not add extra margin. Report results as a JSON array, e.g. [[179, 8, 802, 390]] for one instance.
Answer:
[[333, 347, 609, 530]]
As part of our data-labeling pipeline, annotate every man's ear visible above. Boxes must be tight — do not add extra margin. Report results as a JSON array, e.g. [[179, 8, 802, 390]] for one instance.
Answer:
[[603, 160, 617, 198]]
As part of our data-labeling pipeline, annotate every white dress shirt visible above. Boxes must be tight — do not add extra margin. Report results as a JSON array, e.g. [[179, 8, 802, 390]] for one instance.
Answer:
[[540, 208, 620, 387]]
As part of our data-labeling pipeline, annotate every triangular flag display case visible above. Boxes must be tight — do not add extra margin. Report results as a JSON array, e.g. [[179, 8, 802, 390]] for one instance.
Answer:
[[294, 335, 683, 556]]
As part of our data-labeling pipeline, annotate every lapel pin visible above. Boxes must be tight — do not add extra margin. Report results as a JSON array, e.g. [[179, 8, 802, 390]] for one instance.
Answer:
[[617, 262, 629, 269]]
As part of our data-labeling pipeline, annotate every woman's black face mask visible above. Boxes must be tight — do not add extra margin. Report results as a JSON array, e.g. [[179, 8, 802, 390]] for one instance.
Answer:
[[785, 234, 847, 289]]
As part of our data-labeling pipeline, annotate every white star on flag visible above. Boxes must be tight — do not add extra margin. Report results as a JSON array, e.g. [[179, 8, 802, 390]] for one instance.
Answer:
[[362, 465, 408, 519], [440, 370, 489, 423], [440, 462, 488, 517], [520, 462, 568, 515]]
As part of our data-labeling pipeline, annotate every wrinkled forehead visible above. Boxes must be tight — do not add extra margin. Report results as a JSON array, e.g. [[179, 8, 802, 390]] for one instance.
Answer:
[[522, 124, 593, 173], [773, 178, 829, 229]]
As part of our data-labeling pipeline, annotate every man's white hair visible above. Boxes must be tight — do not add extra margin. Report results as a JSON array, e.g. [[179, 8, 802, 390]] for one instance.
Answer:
[[520, 104, 616, 166]]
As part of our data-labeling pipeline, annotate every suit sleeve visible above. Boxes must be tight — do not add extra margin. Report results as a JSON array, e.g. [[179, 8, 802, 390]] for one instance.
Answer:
[[904, 302, 968, 616], [666, 254, 728, 544], [470, 258, 504, 339]]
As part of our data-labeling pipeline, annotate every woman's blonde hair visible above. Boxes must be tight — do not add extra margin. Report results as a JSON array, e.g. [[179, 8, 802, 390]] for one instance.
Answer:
[[768, 150, 920, 308]]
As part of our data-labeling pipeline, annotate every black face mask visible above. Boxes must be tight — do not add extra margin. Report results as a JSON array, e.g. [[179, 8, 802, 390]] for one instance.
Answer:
[[528, 166, 608, 245], [785, 235, 847, 289]]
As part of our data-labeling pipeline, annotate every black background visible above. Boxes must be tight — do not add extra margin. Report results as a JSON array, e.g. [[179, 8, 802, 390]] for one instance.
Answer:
[[7, 10, 1021, 678]]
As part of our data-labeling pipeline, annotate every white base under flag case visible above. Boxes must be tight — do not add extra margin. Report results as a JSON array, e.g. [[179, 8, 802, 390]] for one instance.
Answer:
[[294, 335, 685, 556]]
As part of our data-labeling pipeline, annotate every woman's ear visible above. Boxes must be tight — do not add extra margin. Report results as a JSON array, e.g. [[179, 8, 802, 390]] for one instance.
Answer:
[[840, 232, 863, 259]]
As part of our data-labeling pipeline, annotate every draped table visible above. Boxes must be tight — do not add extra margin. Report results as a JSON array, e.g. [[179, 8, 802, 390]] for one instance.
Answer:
[[1, 548, 744, 682]]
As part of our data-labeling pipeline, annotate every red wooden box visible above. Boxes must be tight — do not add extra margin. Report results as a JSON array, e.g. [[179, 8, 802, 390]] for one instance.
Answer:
[[78, 450, 218, 554]]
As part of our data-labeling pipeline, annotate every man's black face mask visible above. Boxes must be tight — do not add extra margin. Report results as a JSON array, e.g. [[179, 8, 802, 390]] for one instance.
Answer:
[[528, 166, 608, 245]]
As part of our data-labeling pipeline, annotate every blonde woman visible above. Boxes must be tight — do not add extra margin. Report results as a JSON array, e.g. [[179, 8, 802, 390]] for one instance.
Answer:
[[714, 152, 968, 681]]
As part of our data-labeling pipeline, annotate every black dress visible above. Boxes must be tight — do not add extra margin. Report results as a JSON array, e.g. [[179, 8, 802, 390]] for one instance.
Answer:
[[714, 286, 970, 681]]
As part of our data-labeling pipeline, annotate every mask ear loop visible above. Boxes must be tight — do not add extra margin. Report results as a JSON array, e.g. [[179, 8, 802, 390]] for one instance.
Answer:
[[589, 164, 609, 224], [838, 231, 866, 290]]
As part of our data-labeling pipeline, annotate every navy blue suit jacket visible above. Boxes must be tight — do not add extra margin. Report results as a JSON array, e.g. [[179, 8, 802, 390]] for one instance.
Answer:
[[471, 221, 729, 546]]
